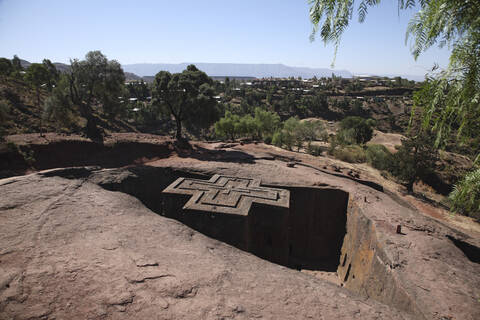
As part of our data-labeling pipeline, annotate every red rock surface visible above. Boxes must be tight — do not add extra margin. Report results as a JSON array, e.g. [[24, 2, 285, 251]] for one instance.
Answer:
[[1, 173, 413, 320], [0, 134, 479, 320]]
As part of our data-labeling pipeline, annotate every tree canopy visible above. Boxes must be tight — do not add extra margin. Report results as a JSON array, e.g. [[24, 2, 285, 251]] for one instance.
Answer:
[[45, 50, 125, 139], [25, 63, 49, 106], [152, 65, 218, 140], [309, 0, 480, 160], [0, 58, 13, 76], [339, 116, 375, 144]]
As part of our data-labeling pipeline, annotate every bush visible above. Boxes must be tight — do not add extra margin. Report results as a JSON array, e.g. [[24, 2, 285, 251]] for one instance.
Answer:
[[273, 118, 327, 151], [306, 142, 323, 156], [214, 107, 279, 141], [365, 144, 394, 171], [282, 117, 302, 150], [254, 107, 280, 138], [388, 133, 438, 192], [0, 99, 10, 139], [272, 130, 284, 147], [263, 135, 272, 145], [215, 111, 238, 140], [43, 94, 74, 130], [339, 116, 375, 144], [1, 88, 21, 106], [332, 144, 366, 163], [449, 169, 480, 220], [235, 114, 257, 139], [0, 99, 10, 123]]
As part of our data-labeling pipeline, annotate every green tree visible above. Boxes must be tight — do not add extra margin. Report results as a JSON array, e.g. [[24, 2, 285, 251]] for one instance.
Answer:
[[366, 144, 394, 171], [282, 117, 302, 150], [236, 115, 258, 139], [449, 168, 480, 220], [253, 107, 281, 139], [215, 111, 238, 140], [0, 58, 13, 76], [339, 116, 375, 144], [153, 65, 218, 140], [302, 120, 327, 142], [43, 77, 74, 131], [127, 80, 150, 101], [308, 92, 328, 116], [390, 132, 439, 193], [0, 99, 10, 139], [309, 0, 480, 161], [11, 55, 23, 72], [42, 59, 59, 91], [45, 51, 125, 139], [25, 63, 49, 106]]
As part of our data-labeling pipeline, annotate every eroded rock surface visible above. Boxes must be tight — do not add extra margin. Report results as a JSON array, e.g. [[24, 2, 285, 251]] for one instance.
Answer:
[[1, 137, 479, 320], [1, 172, 412, 320]]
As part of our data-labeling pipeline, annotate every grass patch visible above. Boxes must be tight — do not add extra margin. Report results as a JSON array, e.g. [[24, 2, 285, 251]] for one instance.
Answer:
[[365, 144, 394, 171], [331, 144, 366, 163]]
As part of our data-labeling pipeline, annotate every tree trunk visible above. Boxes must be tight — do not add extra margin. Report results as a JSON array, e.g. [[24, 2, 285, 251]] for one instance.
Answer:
[[85, 114, 102, 141], [406, 179, 414, 193], [175, 117, 182, 140], [79, 104, 102, 141], [36, 88, 40, 107]]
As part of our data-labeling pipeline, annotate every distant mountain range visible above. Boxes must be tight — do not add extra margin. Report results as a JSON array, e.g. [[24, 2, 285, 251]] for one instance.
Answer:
[[19, 59, 71, 73], [122, 63, 352, 79], [16, 59, 424, 81]]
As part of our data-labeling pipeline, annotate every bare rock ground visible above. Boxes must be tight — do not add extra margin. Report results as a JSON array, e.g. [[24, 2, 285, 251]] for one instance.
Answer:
[[1, 172, 413, 320], [0, 134, 479, 319]]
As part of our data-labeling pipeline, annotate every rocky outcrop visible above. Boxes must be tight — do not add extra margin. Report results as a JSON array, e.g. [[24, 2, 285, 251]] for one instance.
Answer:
[[1, 137, 479, 320], [0, 170, 413, 320]]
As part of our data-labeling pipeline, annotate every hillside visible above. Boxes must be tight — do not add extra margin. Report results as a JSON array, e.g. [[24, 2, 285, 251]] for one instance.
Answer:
[[0, 77, 140, 136]]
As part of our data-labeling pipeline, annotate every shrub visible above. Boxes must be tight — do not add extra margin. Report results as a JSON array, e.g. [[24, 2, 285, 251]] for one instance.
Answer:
[[263, 135, 272, 145], [254, 107, 280, 138], [388, 133, 438, 192], [0, 88, 21, 106], [306, 142, 323, 156], [236, 114, 257, 139], [43, 94, 74, 130], [274, 118, 328, 151], [334, 128, 356, 145], [282, 117, 302, 150], [0, 99, 10, 139], [365, 144, 394, 171], [332, 144, 366, 163], [449, 169, 480, 220], [272, 130, 284, 147], [339, 116, 375, 144], [301, 120, 327, 142], [215, 111, 238, 140], [215, 108, 279, 141], [0, 99, 10, 123]]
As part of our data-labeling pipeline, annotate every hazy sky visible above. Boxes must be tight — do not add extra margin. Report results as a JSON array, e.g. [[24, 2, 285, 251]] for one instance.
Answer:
[[0, 0, 450, 77]]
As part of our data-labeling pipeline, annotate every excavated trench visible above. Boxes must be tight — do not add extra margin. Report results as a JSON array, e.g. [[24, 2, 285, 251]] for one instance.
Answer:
[[93, 166, 418, 315]]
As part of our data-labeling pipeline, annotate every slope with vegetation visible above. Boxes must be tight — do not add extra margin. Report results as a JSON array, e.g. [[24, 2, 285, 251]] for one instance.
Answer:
[[0, 45, 478, 219], [308, 0, 480, 220]]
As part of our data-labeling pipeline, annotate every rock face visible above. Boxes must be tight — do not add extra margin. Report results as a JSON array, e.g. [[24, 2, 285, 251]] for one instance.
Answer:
[[1, 169, 412, 320], [89, 162, 480, 320], [1, 138, 480, 320]]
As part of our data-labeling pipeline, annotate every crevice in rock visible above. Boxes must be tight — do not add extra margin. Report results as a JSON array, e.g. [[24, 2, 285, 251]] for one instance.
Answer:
[[90, 166, 417, 316], [446, 235, 480, 263], [344, 263, 352, 282]]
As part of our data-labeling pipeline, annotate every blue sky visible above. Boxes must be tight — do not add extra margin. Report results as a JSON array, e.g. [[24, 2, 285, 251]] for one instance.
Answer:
[[0, 0, 450, 77]]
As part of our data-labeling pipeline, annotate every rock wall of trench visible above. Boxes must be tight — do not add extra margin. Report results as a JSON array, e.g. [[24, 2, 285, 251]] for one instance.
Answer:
[[337, 202, 420, 315], [90, 166, 421, 316]]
